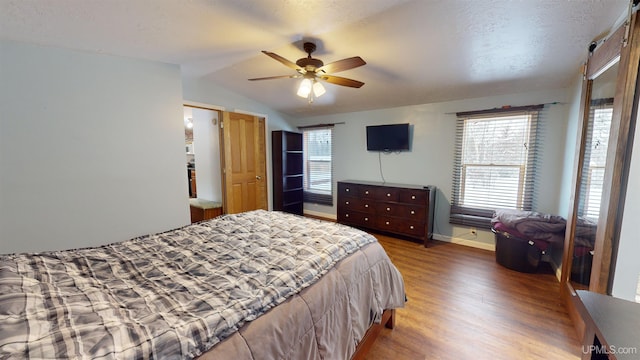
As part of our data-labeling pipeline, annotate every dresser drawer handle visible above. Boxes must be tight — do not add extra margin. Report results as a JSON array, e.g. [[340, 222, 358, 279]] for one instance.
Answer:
[[345, 201, 350, 205], [345, 214, 349, 217], [411, 195, 416, 200], [346, 188, 350, 192], [385, 221, 390, 225], [365, 204, 369, 208], [410, 225, 414, 230], [386, 193, 391, 197], [365, 190, 369, 195], [386, 207, 391, 211], [410, 210, 415, 215], [364, 217, 369, 221]]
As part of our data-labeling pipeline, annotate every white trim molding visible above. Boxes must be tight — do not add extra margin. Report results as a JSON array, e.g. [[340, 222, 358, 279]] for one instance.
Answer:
[[183, 101, 225, 111], [432, 233, 496, 251]]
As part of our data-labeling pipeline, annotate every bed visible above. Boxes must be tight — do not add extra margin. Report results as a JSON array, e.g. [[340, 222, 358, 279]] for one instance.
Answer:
[[0, 210, 405, 359]]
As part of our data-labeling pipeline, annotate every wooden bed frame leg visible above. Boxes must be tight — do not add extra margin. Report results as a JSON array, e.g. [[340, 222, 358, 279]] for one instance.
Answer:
[[385, 308, 396, 329]]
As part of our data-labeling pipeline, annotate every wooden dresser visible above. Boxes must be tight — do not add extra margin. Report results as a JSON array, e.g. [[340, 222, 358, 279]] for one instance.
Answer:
[[337, 180, 436, 246]]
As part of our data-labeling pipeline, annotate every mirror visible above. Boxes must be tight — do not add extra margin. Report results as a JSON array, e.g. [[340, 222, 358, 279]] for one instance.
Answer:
[[570, 61, 618, 290], [559, 11, 640, 341], [562, 12, 640, 302], [183, 105, 224, 202]]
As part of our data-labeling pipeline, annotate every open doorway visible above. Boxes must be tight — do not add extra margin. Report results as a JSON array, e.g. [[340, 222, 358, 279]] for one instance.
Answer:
[[183, 105, 224, 220], [183, 105, 269, 218]]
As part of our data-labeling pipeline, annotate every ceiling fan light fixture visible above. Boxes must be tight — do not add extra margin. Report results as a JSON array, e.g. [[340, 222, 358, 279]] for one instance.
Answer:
[[312, 81, 326, 97], [251, 41, 366, 103], [297, 78, 312, 98]]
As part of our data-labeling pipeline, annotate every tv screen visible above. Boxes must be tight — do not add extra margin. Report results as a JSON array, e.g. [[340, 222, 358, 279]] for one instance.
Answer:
[[366, 123, 410, 151]]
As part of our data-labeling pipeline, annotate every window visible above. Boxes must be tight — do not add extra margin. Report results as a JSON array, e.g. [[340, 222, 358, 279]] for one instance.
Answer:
[[579, 98, 613, 219], [302, 126, 333, 206], [450, 105, 542, 228]]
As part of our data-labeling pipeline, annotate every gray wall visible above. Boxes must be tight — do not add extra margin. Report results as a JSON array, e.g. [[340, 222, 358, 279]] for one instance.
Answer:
[[291, 88, 572, 249], [0, 40, 190, 254]]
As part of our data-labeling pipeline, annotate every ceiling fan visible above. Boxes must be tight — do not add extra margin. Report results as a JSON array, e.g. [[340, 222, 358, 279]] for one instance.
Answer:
[[248, 42, 366, 102]]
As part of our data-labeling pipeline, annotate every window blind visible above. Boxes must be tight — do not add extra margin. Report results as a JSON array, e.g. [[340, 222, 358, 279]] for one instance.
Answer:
[[578, 98, 613, 220], [450, 105, 543, 228], [302, 126, 334, 206]]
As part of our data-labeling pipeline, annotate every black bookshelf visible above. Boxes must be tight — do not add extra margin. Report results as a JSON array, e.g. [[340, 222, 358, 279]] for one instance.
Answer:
[[272, 130, 304, 215]]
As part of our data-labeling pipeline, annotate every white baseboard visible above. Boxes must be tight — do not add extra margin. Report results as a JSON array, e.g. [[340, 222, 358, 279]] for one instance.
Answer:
[[432, 233, 496, 251], [303, 210, 337, 220]]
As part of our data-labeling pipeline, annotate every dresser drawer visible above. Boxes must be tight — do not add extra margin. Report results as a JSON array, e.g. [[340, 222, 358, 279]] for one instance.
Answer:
[[399, 189, 427, 204], [338, 182, 360, 197], [375, 202, 405, 217], [338, 209, 375, 227], [396, 221, 426, 237], [341, 183, 380, 200], [402, 205, 426, 219], [341, 197, 375, 214], [377, 216, 425, 237], [359, 186, 377, 199], [375, 187, 401, 201], [376, 201, 426, 219]]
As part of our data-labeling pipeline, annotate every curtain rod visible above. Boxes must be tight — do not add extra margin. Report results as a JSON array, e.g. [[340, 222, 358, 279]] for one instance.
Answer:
[[445, 102, 563, 115], [455, 104, 545, 117], [297, 122, 345, 130]]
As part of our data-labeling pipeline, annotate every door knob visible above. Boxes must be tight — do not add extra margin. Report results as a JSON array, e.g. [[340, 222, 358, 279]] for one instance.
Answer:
[[256, 175, 262, 180]]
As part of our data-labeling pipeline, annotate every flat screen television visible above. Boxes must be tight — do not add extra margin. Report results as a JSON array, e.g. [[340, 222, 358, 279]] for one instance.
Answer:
[[366, 123, 410, 151]]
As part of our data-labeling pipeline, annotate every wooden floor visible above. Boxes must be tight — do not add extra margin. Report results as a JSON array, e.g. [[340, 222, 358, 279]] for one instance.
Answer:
[[365, 234, 581, 360]]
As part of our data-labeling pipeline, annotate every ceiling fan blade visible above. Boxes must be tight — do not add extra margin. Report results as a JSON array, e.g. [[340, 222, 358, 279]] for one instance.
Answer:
[[317, 56, 366, 74], [262, 51, 302, 71], [320, 75, 365, 88], [248, 74, 301, 81]]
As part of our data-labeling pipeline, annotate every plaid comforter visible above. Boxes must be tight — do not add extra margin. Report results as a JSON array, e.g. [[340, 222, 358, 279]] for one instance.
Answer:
[[0, 210, 376, 359]]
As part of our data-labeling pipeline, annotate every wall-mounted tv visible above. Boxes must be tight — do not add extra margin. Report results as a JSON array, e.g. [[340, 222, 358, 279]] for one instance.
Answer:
[[366, 123, 410, 151]]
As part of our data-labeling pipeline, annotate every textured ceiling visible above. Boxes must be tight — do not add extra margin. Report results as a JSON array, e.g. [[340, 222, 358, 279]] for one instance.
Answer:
[[0, 0, 630, 117]]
